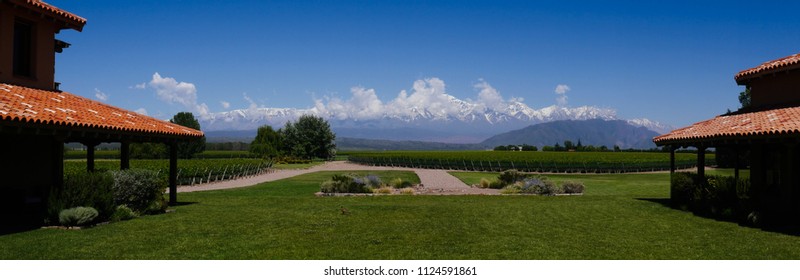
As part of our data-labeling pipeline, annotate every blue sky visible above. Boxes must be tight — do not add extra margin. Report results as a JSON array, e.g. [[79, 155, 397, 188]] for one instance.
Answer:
[[48, 0, 800, 128]]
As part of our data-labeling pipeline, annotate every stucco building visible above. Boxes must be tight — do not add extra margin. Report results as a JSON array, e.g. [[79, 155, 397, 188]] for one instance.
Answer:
[[1, 0, 203, 228], [654, 52, 800, 226]]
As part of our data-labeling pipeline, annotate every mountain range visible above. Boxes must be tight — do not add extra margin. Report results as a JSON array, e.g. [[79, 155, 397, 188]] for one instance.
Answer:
[[208, 119, 662, 150], [479, 119, 660, 149], [200, 93, 672, 143]]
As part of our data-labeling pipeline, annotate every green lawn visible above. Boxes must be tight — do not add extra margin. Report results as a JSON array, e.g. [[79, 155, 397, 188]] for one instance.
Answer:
[[0, 170, 797, 259]]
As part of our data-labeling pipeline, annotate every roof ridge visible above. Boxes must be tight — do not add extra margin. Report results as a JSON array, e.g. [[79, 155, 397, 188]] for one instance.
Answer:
[[735, 52, 800, 82]]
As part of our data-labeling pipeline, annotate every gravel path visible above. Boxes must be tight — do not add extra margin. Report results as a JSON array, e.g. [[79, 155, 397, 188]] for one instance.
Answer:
[[175, 161, 498, 195]]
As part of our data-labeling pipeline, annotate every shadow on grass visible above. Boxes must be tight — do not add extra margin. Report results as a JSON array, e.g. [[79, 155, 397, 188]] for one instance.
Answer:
[[169, 201, 199, 207], [636, 198, 800, 237], [0, 224, 40, 236]]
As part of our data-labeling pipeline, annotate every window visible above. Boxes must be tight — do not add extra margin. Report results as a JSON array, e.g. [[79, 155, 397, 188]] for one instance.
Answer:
[[13, 20, 34, 78]]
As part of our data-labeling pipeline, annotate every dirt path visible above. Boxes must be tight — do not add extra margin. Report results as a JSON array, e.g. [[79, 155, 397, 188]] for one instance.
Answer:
[[175, 161, 498, 195]]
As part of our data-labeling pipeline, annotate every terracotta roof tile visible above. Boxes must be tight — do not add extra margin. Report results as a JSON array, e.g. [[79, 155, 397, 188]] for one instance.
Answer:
[[8, 0, 87, 31], [0, 83, 203, 138], [653, 106, 800, 144], [735, 52, 800, 83]]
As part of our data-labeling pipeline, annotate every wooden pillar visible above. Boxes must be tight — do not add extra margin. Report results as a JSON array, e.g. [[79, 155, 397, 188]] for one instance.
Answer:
[[49, 137, 65, 221], [86, 142, 97, 172], [169, 141, 178, 205], [697, 145, 706, 178], [120, 141, 130, 170], [734, 145, 740, 181], [669, 145, 676, 174]]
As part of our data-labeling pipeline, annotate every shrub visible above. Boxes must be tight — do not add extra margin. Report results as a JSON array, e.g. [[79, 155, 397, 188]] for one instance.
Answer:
[[48, 170, 114, 224], [535, 182, 563, 195], [399, 187, 415, 195], [59, 207, 99, 227], [360, 174, 382, 188], [501, 185, 521, 194], [320, 174, 372, 193], [498, 169, 527, 185], [390, 178, 413, 189], [478, 178, 492, 189], [488, 180, 506, 189], [111, 169, 167, 213], [373, 186, 394, 194], [562, 181, 585, 194], [110, 205, 137, 222], [501, 176, 562, 195], [670, 172, 696, 208]]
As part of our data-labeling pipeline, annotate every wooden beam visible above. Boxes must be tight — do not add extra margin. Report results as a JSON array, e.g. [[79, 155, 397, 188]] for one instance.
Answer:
[[85, 142, 96, 172], [734, 146, 740, 181], [670, 145, 676, 174], [120, 141, 130, 170], [697, 146, 706, 178], [169, 142, 178, 205]]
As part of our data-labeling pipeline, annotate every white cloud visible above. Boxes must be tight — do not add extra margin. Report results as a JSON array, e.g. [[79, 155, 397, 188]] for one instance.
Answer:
[[220, 101, 230, 109], [134, 108, 148, 116], [144, 72, 210, 118], [308, 77, 520, 121], [132, 83, 146, 90], [94, 88, 108, 101], [474, 79, 505, 112], [555, 84, 570, 95], [555, 84, 570, 106], [149, 72, 197, 107]]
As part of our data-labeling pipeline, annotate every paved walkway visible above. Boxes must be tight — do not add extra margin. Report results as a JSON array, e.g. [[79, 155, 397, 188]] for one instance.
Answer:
[[175, 161, 498, 195]]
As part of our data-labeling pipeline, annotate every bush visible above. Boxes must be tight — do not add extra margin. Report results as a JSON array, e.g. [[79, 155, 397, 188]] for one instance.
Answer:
[[478, 178, 492, 189], [358, 174, 382, 188], [530, 180, 562, 196], [488, 180, 506, 189], [390, 178, 413, 189], [111, 169, 167, 213], [670, 172, 756, 223], [110, 205, 137, 222], [373, 187, 394, 194], [48, 171, 114, 224], [59, 207, 99, 227], [399, 187, 415, 195], [498, 169, 527, 185], [320, 174, 373, 193], [501, 176, 562, 195], [670, 172, 696, 209], [562, 181, 585, 194]]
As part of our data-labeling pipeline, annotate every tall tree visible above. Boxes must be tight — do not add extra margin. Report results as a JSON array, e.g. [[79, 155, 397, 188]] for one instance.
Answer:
[[170, 112, 205, 159], [281, 115, 336, 159], [738, 87, 751, 109], [250, 125, 282, 158]]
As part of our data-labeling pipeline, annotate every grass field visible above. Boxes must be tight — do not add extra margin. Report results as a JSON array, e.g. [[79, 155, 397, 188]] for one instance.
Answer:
[[0, 170, 797, 259]]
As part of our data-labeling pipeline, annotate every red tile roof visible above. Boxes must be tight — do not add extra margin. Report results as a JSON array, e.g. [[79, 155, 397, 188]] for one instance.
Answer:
[[653, 106, 800, 145], [8, 0, 87, 31], [735, 52, 800, 83], [0, 83, 204, 139]]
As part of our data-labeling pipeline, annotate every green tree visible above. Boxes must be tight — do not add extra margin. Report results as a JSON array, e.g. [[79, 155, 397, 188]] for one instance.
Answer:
[[563, 140, 574, 151], [170, 112, 205, 159], [250, 125, 282, 158], [738, 87, 751, 109], [280, 115, 336, 159], [129, 143, 167, 159], [521, 144, 537, 151]]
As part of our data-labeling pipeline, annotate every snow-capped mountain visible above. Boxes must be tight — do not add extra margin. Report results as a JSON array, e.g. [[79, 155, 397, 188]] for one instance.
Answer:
[[200, 91, 669, 143]]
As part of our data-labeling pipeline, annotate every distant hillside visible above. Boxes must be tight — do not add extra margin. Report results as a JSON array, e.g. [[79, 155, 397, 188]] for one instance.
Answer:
[[336, 137, 481, 151], [480, 119, 660, 149]]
